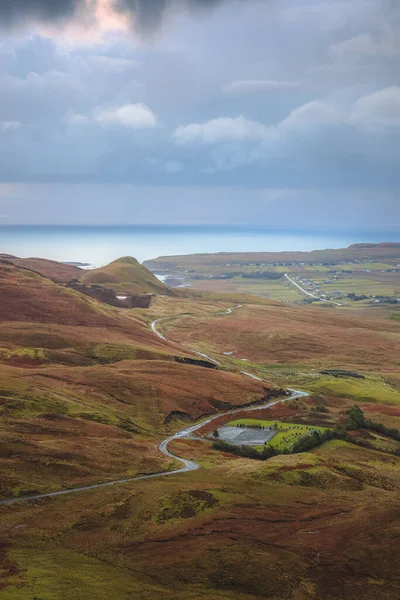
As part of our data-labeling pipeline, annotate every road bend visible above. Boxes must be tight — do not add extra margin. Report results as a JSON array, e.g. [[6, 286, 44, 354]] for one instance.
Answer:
[[0, 305, 309, 507]]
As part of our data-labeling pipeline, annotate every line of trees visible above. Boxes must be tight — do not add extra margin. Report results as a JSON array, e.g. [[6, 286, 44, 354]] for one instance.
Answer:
[[241, 272, 283, 280], [212, 440, 280, 460], [213, 429, 350, 460], [364, 420, 400, 442]]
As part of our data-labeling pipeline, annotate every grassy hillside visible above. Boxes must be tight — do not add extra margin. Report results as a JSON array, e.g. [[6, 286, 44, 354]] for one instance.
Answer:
[[79, 256, 172, 295]]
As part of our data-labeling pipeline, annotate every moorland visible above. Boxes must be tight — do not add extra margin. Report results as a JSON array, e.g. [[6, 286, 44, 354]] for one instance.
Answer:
[[0, 248, 400, 600]]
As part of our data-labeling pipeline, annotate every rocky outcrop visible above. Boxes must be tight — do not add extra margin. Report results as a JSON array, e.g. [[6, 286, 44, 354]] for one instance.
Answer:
[[175, 356, 218, 369]]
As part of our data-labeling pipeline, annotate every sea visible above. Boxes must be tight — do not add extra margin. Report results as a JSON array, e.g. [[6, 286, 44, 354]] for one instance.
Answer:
[[0, 226, 399, 268]]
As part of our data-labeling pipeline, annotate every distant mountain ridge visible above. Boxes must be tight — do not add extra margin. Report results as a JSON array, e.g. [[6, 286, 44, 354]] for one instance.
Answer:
[[144, 242, 400, 272]]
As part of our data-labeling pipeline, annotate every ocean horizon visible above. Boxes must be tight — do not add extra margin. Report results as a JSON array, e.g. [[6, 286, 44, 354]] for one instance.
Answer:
[[1, 225, 399, 267]]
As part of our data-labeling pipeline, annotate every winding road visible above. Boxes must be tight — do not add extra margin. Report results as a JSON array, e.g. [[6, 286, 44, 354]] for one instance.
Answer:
[[0, 305, 308, 507], [150, 306, 243, 366], [0, 389, 308, 507], [284, 273, 342, 306]]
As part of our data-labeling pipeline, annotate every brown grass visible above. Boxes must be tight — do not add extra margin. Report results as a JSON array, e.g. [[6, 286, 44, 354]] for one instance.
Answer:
[[163, 302, 400, 371]]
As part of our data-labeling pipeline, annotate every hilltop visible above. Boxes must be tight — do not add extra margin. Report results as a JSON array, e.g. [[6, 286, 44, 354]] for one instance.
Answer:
[[0, 254, 82, 282], [79, 256, 172, 295]]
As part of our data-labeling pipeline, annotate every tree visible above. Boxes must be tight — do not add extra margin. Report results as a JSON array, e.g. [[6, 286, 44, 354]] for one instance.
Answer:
[[213, 429, 219, 438], [346, 405, 365, 429]]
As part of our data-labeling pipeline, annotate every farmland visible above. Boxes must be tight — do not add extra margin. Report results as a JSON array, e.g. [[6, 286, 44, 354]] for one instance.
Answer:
[[145, 243, 400, 304]]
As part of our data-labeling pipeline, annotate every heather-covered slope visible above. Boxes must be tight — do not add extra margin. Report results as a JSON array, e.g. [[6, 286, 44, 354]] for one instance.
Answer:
[[0, 255, 82, 282], [2, 256, 400, 600], [0, 262, 171, 351], [0, 261, 277, 499], [0, 263, 121, 327]]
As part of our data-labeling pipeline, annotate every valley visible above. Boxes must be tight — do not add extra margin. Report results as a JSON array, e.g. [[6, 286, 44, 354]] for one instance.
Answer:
[[0, 250, 400, 599]]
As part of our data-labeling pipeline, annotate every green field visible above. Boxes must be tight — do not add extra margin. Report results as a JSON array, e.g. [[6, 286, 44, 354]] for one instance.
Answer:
[[227, 419, 327, 450], [300, 262, 395, 272], [182, 257, 400, 303], [191, 277, 303, 301], [313, 277, 398, 296]]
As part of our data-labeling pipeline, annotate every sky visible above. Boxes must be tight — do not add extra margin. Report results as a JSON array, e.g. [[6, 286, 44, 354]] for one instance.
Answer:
[[0, 0, 399, 231]]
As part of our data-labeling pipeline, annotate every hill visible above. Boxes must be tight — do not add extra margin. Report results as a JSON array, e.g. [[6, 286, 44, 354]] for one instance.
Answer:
[[0, 260, 278, 500], [0, 262, 132, 329], [79, 256, 172, 295], [144, 242, 400, 273], [0, 255, 82, 282]]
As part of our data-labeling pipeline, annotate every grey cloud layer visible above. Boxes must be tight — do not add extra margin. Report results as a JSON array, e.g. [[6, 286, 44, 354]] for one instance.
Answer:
[[0, 0, 399, 229]]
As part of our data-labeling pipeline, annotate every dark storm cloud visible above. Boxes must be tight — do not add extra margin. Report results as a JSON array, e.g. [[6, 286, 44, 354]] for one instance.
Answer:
[[0, 0, 229, 34], [116, 0, 225, 34], [0, 0, 80, 25]]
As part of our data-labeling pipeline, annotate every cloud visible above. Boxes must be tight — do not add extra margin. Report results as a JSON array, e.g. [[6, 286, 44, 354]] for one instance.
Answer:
[[170, 88, 400, 178], [115, 0, 226, 34], [66, 103, 157, 129], [93, 103, 157, 128], [88, 56, 138, 71], [164, 160, 183, 174], [0, 69, 86, 123], [0, 0, 232, 36], [222, 79, 300, 95], [330, 32, 400, 62], [0, 0, 399, 220], [350, 87, 400, 127], [278, 100, 344, 129], [66, 110, 89, 125], [0, 121, 21, 131], [0, 0, 80, 26], [173, 116, 268, 144], [172, 100, 345, 148]]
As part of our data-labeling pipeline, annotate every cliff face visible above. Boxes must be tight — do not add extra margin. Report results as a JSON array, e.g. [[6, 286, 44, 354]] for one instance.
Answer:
[[67, 282, 154, 309]]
